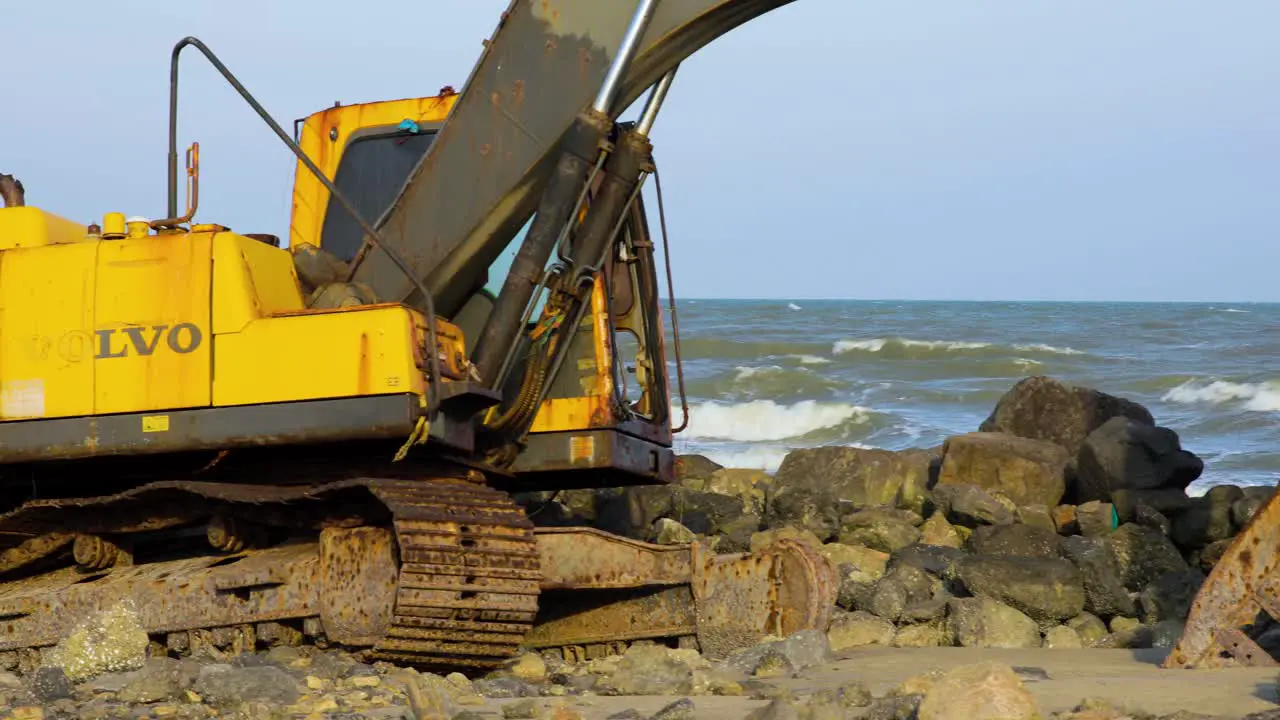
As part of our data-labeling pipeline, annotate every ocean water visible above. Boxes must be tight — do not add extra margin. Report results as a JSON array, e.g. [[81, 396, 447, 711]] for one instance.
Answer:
[[663, 300, 1280, 494]]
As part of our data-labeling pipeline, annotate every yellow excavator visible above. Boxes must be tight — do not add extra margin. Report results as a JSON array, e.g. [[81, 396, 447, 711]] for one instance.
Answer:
[[0, 0, 1265, 673], [0, 0, 837, 673]]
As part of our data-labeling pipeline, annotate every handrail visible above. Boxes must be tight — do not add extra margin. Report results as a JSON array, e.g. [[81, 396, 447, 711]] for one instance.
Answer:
[[163, 36, 444, 422]]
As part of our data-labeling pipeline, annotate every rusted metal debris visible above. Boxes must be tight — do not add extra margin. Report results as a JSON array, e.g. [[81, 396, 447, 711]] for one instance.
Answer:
[[1166, 489, 1280, 668], [0, 476, 836, 672]]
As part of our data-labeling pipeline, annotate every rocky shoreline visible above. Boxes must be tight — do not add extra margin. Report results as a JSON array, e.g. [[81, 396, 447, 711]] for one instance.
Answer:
[[5, 375, 1279, 719]]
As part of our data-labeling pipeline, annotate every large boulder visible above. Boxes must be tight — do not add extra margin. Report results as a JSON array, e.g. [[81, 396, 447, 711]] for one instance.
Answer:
[[1104, 523, 1191, 592], [1171, 485, 1244, 552], [1232, 485, 1276, 530], [827, 611, 896, 651], [675, 455, 724, 486], [919, 512, 964, 548], [1060, 535, 1138, 618], [954, 555, 1086, 624], [1076, 417, 1203, 503], [979, 376, 1155, 459], [838, 509, 922, 553], [936, 432, 1069, 508], [865, 565, 937, 622], [818, 542, 889, 583], [917, 662, 1043, 720], [889, 544, 970, 579], [701, 468, 771, 515], [947, 597, 1042, 648], [931, 484, 1014, 527], [771, 446, 935, 514], [966, 524, 1061, 559], [1139, 570, 1205, 624]]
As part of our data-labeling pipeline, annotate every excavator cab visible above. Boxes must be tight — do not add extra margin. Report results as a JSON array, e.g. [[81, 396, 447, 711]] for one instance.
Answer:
[[287, 94, 676, 490]]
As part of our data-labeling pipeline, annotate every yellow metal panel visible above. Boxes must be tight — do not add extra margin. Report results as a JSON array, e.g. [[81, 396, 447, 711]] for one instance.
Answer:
[[0, 207, 88, 250], [94, 233, 212, 414], [289, 95, 457, 251], [213, 306, 425, 407], [529, 281, 615, 434], [0, 243, 99, 419], [211, 233, 305, 335]]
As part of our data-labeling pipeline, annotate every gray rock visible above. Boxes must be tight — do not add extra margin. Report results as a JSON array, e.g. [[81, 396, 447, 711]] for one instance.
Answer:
[[1196, 538, 1233, 573], [836, 576, 875, 613], [867, 565, 936, 621], [893, 621, 951, 648], [966, 524, 1062, 559], [889, 544, 969, 578], [763, 486, 842, 542], [947, 597, 1042, 648], [595, 644, 703, 695], [936, 432, 1070, 507], [727, 630, 833, 676], [28, 666, 71, 702], [1105, 523, 1191, 592], [474, 676, 543, 698], [115, 658, 199, 704], [652, 518, 695, 545], [749, 648, 796, 678], [501, 699, 542, 719], [676, 455, 724, 486], [192, 664, 302, 708], [1016, 504, 1058, 534], [1061, 534, 1139, 618], [827, 611, 896, 651], [1112, 487, 1195, 518], [979, 376, 1155, 459], [1172, 485, 1244, 552], [1139, 570, 1205, 623], [916, 661, 1043, 720], [606, 711, 646, 720], [1043, 625, 1084, 648], [772, 446, 936, 515], [1233, 486, 1276, 530], [1135, 503, 1173, 536], [901, 597, 949, 623], [650, 698, 696, 720], [1067, 612, 1109, 646], [865, 694, 924, 720], [1076, 416, 1203, 503], [744, 699, 800, 720], [1076, 501, 1118, 537], [1150, 619, 1186, 649], [838, 509, 922, 553], [954, 555, 1086, 624], [932, 484, 1015, 527], [919, 511, 964, 548]]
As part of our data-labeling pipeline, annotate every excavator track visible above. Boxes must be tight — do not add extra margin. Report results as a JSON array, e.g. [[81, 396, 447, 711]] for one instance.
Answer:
[[0, 475, 542, 672]]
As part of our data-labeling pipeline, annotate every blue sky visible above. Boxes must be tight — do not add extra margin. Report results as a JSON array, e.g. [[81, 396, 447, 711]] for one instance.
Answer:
[[4, 2, 1279, 302]]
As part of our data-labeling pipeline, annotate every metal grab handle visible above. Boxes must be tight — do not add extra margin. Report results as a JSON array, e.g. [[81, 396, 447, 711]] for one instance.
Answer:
[[163, 36, 445, 420]]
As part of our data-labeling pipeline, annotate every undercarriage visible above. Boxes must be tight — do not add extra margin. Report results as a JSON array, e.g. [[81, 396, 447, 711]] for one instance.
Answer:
[[0, 470, 835, 675]]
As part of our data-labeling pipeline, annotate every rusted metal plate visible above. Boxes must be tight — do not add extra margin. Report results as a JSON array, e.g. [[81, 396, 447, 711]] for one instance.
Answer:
[[523, 586, 697, 648], [352, 0, 799, 317], [1215, 627, 1279, 667], [319, 527, 398, 645], [1166, 487, 1280, 668], [534, 527, 693, 589], [691, 539, 837, 659]]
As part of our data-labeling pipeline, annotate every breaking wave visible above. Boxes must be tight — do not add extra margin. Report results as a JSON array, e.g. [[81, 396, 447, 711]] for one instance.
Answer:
[[1163, 380, 1280, 412], [831, 337, 1085, 358], [684, 400, 876, 442]]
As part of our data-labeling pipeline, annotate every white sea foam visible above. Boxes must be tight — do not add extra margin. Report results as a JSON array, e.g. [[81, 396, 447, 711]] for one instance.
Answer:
[[831, 337, 1084, 356], [685, 400, 871, 442], [1013, 343, 1086, 355], [1013, 358, 1043, 370], [791, 354, 832, 366], [788, 303, 802, 311], [1163, 380, 1280, 412], [732, 365, 786, 380]]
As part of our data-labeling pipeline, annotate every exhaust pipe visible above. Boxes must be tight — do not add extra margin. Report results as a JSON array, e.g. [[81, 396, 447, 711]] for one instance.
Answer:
[[0, 174, 24, 208]]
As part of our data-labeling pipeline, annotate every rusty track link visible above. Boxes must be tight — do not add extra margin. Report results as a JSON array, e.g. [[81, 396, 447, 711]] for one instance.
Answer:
[[365, 479, 541, 668], [0, 475, 541, 671]]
